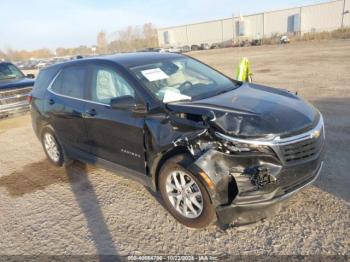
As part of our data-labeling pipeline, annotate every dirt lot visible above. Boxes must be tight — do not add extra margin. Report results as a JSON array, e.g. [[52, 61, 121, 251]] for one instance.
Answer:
[[1, 40, 349, 257]]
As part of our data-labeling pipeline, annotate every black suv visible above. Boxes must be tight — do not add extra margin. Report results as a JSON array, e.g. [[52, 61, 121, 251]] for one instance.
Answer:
[[30, 53, 325, 228]]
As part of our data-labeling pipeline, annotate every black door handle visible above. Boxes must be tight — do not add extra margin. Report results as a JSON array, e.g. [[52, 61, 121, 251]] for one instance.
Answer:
[[85, 108, 97, 117], [48, 99, 55, 105]]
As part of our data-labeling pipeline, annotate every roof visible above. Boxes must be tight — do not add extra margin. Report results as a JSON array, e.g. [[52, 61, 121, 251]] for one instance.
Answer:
[[94, 52, 184, 67], [44, 52, 184, 71]]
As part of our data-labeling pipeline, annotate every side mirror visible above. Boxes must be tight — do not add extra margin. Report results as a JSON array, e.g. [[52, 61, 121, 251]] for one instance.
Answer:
[[26, 74, 35, 79], [110, 95, 147, 113]]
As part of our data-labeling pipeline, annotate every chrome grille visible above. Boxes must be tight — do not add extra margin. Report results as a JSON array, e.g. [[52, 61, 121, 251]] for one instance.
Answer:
[[0, 87, 32, 117], [0, 87, 32, 105], [215, 114, 325, 166], [279, 128, 324, 164]]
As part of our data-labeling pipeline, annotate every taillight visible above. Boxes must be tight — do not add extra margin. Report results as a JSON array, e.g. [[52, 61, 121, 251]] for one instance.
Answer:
[[27, 94, 33, 103]]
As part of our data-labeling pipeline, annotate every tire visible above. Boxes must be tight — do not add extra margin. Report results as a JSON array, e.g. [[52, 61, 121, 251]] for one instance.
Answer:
[[41, 126, 66, 167], [159, 155, 216, 228]]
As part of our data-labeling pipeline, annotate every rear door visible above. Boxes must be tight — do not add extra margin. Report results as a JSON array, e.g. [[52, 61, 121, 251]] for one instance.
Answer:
[[83, 63, 146, 173], [46, 64, 89, 153]]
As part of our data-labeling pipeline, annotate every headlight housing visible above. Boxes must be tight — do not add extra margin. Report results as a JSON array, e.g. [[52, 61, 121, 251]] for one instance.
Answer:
[[222, 140, 273, 154], [214, 132, 274, 154]]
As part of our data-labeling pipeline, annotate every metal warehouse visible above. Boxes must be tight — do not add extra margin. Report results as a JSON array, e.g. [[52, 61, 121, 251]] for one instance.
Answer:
[[157, 0, 350, 47]]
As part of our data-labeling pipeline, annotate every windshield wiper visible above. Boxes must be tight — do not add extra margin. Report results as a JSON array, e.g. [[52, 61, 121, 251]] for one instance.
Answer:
[[166, 98, 192, 104], [214, 89, 231, 96]]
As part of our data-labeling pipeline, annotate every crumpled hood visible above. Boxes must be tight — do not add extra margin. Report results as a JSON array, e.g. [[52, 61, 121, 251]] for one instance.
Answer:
[[0, 77, 35, 90], [167, 83, 319, 138]]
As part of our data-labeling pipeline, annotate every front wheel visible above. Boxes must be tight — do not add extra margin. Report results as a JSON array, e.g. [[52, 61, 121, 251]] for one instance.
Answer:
[[159, 156, 216, 228]]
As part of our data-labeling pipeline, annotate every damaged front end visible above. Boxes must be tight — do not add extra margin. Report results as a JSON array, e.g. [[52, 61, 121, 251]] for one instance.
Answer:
[[144, 82, 326, 227], [146, 102, 325, 227]]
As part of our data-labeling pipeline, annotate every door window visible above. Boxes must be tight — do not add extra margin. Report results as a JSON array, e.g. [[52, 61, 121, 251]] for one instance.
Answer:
[[51, 65, 87, 99], [92, 66, 135, 104]]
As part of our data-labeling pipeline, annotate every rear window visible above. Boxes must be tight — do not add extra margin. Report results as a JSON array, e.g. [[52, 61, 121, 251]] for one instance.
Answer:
[[50, 65, 87, 99], [32, 67, 58, 96]]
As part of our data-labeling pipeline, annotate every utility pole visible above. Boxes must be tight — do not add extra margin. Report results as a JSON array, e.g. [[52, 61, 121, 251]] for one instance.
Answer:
[[300, 6, 303, 36], [341, 0, 349, 28], [262, 12, 265, 44], [221, 19, 224, 42], [186, 25, 189, 46], [232, 13, 235, 45]]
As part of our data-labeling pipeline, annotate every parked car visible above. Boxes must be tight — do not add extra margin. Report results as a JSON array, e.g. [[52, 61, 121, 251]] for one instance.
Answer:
[[180, 45, 191, 53], [36, 61, 47, 69], [0, 62, 35, 118], [210, 43, 220, 49], [251, 39, 262, 46], [23, 61, 38, 70], [137, 48, 162, 53], [280, 35, 290, 44], [30, 52, 325, 228], [239, 40, 251, 47], [14, 61, 25, 70], [190, 44, 200, 51], [166, 47, 181, 53], [200, 43, 210, 50]]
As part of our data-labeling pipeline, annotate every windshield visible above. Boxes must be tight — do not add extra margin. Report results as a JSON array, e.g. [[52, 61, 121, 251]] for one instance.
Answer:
[[0, 63, 24, 81], [129, 57, 238, 103]]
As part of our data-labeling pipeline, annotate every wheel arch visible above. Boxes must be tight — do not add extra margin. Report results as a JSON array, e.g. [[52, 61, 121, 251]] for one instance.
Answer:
[[151, 146, 193, 191], [40, 124, 73, 166], [37, 120, 52, 139], [151, 147, 216, 206]]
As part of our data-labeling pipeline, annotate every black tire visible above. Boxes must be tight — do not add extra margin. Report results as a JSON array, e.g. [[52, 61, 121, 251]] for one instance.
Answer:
[[41, 126, 67, 167], [159, 154, 216, 228]]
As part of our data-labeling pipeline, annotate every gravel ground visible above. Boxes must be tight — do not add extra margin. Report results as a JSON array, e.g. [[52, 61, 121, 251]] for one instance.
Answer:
[[1, 40, 349, 258]]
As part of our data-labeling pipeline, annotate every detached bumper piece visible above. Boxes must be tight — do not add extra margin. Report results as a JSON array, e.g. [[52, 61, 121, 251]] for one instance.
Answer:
[[217, 161, 323, 226], [0, 87, 32, 119]]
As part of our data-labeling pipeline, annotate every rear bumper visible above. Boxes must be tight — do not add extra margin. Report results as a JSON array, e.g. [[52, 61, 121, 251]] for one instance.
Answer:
[[216, 161, 323, 226]]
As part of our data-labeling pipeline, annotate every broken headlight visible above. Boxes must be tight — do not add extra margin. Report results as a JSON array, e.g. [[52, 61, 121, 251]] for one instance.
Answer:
[[223, 141, 272, 154], [214, 132, 275, 155]]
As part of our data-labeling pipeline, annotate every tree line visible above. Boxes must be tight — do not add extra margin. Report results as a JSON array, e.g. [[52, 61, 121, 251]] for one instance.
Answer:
[[0, 23, 159, 61], [97, 22, 158, 54]]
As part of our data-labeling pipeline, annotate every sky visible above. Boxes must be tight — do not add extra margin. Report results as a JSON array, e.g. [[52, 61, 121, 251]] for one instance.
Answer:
[[0, 0, 330, 51]]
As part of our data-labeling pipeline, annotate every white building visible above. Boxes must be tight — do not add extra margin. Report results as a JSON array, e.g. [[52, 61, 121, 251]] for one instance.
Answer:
[[158, 0, 350, 47]]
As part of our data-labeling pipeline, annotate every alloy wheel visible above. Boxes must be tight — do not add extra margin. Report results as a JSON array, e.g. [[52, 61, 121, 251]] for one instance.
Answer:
[[165, 170, 204, 219], [43, 133, 60, 163]]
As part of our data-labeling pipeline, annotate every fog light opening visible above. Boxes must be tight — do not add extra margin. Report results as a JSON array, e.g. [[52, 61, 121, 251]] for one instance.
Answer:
[[243, 166, 276, 188]]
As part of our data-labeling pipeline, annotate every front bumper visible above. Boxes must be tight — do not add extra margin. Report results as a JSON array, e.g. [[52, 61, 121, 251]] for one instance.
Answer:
[[190, 144, 324, 227], [188, 115, 325, 227], [0, 87, 32, 119], [0, 101, 30, 118], [216, 161, 323, 225]]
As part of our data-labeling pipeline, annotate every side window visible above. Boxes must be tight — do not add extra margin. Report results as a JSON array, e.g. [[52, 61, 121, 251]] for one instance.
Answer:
[[92, 66, 135, 104], [50, 65, 87, 99]]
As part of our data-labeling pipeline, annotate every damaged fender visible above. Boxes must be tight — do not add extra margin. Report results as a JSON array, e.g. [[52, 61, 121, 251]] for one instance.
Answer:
[[188, 149, 284, 223]]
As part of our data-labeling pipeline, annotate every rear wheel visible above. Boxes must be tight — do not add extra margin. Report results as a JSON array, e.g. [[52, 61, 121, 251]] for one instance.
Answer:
[[159, 155, 216, 228], [41, 127, 66, 166]]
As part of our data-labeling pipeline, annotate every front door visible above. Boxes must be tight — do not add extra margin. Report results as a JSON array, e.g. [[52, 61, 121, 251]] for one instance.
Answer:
[[84, 63, 146, 173]]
